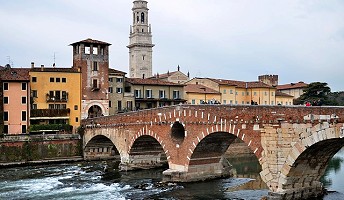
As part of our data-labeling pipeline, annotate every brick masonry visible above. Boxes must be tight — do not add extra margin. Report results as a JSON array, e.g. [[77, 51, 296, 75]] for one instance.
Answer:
[[83, 105, 344, 199]]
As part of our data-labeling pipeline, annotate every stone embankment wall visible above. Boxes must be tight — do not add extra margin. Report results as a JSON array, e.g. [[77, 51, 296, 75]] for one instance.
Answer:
[[0, 134, 82, 165]]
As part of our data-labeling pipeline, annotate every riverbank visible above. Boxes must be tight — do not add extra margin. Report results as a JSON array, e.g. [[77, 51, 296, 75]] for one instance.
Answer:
[[0, 156, 84, 168]]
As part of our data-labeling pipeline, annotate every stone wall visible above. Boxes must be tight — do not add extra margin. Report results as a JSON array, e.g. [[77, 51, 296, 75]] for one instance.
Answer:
[[0, 134, 82, 164]]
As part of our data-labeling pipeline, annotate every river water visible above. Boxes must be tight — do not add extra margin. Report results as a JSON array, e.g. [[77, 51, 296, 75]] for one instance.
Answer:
[[0, 148, 343, 200]]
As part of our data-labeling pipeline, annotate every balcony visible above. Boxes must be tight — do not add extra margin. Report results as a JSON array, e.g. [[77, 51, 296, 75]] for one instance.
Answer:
[[46, 93, 68, 102], [30, 109, 70, 119]]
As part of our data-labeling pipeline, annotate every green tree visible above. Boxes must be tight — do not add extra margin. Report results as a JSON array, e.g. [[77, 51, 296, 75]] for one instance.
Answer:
[[295, 82, 331, 105]]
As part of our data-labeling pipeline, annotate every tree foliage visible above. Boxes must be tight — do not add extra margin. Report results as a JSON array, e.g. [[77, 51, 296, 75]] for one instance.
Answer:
[[294, 82, 331, 105]]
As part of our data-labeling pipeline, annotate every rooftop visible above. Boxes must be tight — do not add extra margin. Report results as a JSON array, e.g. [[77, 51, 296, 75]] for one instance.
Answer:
[[277, 82, 308, 90], [109, 68, 126, 75], [0, 67, 30, 81], [276, 91, 294, 97], [70, 38, 111, 46], [126, 78, 184, 86], [185, 84, 220, 94], [206, 78, 274, 88]]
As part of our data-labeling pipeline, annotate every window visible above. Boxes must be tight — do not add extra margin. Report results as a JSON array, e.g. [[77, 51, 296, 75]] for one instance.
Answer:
[[100, 47, 104, 55], [4, 111, 8, 121], [134, 90, 141, 98], [49, 104, 54, 109], [265, 91, 267, 96], [32, 90, 37, 98], [108, 87, 113, 93], [159, 90, 165, 98], [109, 100, 112, 108], [235, 101, 238, 104], [117, 101, 122, 111], [230, 100, 233, 104], [93, 62, 98, 71], [146, 89, 152, 98], [3, 125, 8, 134], [49, 91, 54, 99], [22, 125, 26, 134], [55, 91, 61, 100], [76, 117, 79, 123], [32, 77, 37, 82], [223, 89, 226, 94], [109, 78, 113, 82], [85, 46, 90, 54], [265, 101, 267, 105], [22, 83, 27, 90], [141, 12, 145, 23], [3, 82, 8, 90], [32, 104, 37, 110], [50, 77, 54, 82], [192, 99, 195, 104], [242, 92, 245, 96], [230, 90, 233, 94], [246, 92, 250, 96], [55, 104, 61, 109], [22, 111, 26, 121], [173, 90, 180, 99], [92, 79, 98, 89], [4, 97, 8, 104], [62, 91, 67, 100], [74, 105, 78, 110], [116, 78, 123, 83], [271, 101, 274, 105], [116, 87, 123, 94], [272, 92, 275, 96], [61, 104, 67, 109], [223, 100, 227, 104], [62, 78, 66, 83], [93, 47, 98, 55], [235, 92, 238, 95], [56, 77, 61, 82], [254, 92, 257, 96], [142, 55, 145, 60], [21, 97, 27, 104], [242, 101, 244, 105]]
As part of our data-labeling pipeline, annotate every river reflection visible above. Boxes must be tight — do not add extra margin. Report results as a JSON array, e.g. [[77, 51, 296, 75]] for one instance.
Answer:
[[321, 148, 344, 194]]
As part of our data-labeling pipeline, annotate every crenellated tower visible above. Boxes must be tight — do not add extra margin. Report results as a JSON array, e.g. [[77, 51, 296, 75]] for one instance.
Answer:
[[127, 0, 154, 78]]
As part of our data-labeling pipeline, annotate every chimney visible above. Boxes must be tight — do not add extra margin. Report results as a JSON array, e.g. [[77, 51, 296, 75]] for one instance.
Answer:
[[31, 62, 34, 68], [41, 65, 44, 71]]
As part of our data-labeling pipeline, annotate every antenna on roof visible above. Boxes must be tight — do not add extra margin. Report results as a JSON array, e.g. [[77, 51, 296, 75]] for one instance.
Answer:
[[53, 52, 56, 67]]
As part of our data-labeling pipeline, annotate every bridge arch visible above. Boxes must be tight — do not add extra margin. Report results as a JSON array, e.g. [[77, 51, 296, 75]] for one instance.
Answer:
[[273, 125, 344, 198], [127, 131, 169, 170], [84, 135, 120, 160]]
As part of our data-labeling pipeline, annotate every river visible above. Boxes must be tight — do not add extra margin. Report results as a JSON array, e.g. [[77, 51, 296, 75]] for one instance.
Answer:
[[0, 148, 343, 200]]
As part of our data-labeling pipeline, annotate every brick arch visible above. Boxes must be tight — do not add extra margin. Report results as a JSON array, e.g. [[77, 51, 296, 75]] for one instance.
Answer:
[[185, 127, 263, 167], [128, 127, 171, 161], [277, 125, 344, 193]]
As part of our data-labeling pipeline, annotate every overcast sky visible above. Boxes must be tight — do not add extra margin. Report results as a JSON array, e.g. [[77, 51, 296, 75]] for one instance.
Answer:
[[1, 0, 343, 91]]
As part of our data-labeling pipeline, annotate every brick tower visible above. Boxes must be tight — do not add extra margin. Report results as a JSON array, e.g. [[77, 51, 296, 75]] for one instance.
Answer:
[[71, 38, 110, 119], [127, 0, 155, 78]]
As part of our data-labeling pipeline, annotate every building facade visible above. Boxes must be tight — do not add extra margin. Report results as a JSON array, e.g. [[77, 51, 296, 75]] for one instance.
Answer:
[[126, 78, 185, 109], [184, 84, 221, 105], [71, 38, 110, 119], [127, 0, 154, 78], [187, 78, 277, 105], [277, 81, 308, 99], [108, 68, 135, 114], [29, 64, 81, 133], [1, 67, 30, 134], [151, 66, 190, 84]]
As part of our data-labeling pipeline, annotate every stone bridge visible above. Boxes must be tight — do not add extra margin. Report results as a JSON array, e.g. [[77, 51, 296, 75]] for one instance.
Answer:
[[82, 105, 344, 199]]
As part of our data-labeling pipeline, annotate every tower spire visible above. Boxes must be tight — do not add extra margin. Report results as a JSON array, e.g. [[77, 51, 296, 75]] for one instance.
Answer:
[[127, 0, 155, 78]]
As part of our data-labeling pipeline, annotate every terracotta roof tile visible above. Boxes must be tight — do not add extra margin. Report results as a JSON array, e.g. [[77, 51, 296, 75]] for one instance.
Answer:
[[277, 82, 308, 90], [70, 38, 111, 46], [207, 78, 273, 88], [276, 91, 294, 97], [30, 67, 79, 73], [109, 68, 126, 75], [126, 78, 184, 86], [0, 68, 30, 81], [185, 84, 220, 94]]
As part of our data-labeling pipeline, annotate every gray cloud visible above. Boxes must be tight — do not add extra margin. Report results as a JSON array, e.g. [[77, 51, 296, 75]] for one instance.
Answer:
[[1, 0, 343, 91]]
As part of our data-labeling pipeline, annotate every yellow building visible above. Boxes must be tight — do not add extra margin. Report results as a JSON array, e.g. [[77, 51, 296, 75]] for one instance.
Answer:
[[184, 84, 221, 104], [186, 78, 277, 105], [29, 64, 81, 133], [276, 91, 294, 106]]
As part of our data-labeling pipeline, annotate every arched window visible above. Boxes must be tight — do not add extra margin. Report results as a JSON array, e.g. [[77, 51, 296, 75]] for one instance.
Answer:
[[136, 15, 139, 23], [141, 12, 145, 23]]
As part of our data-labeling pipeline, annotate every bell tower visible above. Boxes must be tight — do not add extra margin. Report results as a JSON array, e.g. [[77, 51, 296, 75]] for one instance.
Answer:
[[127, 0, 154, 78]]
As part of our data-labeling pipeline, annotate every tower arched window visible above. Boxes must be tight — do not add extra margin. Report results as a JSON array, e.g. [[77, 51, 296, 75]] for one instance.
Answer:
[[137, 15, 139, 23], [141, 12, 145, 23]]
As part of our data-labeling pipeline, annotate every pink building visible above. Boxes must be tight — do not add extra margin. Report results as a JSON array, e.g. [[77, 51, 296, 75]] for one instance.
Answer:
[[1, 67, 30, 134]]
